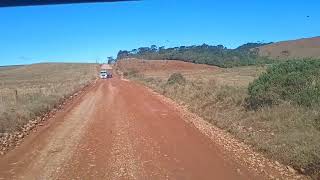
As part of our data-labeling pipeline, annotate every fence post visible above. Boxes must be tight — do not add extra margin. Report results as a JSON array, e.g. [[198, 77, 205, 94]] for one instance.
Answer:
[[14, 89, 18, 102]]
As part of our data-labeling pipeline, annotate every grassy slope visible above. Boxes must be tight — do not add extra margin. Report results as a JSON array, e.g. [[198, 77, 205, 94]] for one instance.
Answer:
[[258, 36, 320, 59], [0, 65, 25, 70], [117, 60, 320, 178], [0, 63, 98, 133]]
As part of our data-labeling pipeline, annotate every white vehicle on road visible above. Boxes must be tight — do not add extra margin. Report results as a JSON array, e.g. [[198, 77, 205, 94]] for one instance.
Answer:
[[100, 70, 108, 79], [100, 64, 113, 79]]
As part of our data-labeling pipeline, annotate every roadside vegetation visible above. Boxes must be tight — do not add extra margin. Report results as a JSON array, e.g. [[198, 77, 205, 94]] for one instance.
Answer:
[[117, 43, 275, 68], [0, 63, 98, 133], [247, 59, 320, 109], [118, 59, 320, 178]]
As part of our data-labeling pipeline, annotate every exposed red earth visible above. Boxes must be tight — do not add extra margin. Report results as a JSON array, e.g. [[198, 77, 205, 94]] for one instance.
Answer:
[[0, 76, 305, 179]]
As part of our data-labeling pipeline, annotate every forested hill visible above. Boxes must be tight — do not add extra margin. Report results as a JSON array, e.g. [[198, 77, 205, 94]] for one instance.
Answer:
[[117, 43, 272, 68]]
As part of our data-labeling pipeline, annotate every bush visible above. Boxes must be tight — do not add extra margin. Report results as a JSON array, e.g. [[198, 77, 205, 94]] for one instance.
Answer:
[[167, 73, 186, 85], [123, 69, 139, 77], [246, 59, 320, 109]]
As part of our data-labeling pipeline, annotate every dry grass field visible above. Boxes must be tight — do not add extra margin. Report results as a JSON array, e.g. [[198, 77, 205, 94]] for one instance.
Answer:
[[117, 59, 265, 86], [258, 36, 320, 59], [117, 59, 320, 178], [0, 63, 98, 133]]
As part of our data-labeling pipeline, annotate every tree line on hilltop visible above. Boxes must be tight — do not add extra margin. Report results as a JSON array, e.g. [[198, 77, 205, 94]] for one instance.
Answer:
[[117, 42, 273, 68]]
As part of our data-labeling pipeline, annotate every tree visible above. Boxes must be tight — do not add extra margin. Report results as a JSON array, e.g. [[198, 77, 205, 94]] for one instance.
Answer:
[[117, 50, 129, 59], [131, 49, 138, 54], [150, 45, 158, 52], [107, 56, 115, 64], [116, 42, 272, 67]]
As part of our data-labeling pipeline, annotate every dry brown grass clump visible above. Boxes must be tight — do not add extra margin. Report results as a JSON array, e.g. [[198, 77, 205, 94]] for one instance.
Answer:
[[0, 63, 98, 133]]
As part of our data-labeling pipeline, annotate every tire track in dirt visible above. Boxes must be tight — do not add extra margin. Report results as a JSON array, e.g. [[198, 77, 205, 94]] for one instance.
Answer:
[[23, 92, 97, 180], [113, 78, 257, 180], [107, 104, 141, 179], [0, 82, 101, 179], [56, 81, 112, 179]]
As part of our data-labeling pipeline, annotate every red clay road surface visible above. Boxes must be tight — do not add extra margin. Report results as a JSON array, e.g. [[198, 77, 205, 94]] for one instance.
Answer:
[[0, 77, 263, 180]]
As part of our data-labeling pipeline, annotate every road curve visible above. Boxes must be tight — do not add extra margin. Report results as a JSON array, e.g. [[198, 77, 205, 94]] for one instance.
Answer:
[[0, 77, 263, 180]]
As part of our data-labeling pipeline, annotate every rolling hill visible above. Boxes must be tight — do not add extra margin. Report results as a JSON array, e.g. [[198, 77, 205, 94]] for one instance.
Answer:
[[258, 36, 320, 59]]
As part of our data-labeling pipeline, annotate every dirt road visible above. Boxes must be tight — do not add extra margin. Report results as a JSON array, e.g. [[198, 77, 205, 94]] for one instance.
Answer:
[[0, 77, 263, 179]]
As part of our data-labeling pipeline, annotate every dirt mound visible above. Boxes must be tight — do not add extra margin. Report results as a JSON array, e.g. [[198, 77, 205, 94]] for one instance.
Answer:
[[258, 36, 320, 59], [117, 59, 219, 73]]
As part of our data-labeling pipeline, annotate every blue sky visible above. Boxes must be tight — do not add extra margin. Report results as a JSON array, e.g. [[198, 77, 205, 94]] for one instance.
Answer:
[[0, 0, 319, 65]]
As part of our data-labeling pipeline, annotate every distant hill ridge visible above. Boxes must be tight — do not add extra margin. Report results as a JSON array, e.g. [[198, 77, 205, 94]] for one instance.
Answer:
[[258, 36, 320, 59]]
